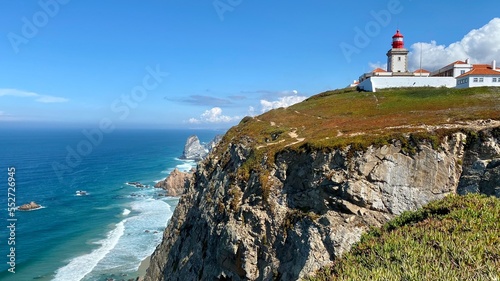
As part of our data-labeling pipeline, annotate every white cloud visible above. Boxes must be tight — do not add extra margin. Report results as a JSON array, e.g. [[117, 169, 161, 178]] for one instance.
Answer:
[[0, 89, 38, 98], [188, 107, 240, 124], [247, 106, 256, 117], [260, 90, 307, 113], [0, 88, 69, 103], [408, 18, 500, 71], [368, 61, 387, 71], [188, 117, 200, 124], [0, 110, 16, 121], [35, 96, 69, 103]]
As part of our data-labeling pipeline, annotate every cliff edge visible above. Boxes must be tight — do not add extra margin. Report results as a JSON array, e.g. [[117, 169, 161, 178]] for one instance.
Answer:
[[146, 87, 500, 281]]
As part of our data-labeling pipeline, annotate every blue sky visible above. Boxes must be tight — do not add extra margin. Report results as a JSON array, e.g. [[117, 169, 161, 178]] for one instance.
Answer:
[[1, 0, 499, 129]]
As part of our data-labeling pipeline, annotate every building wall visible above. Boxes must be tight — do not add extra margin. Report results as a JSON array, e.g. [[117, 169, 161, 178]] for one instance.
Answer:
[[457, 75, 500, 88], [357, 78, 375, 92], [387, 49, 408, 73], [430, 64, 472, 78], [453, 66, 473, 77], [357, 77, 456, 92]]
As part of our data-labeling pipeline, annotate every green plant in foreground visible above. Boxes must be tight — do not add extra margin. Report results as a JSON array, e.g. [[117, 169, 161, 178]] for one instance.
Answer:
[[308, 194, 500, 281]]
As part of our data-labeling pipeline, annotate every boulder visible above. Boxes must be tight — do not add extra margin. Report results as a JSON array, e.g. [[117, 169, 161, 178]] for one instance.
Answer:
[[18, 201, 41, 211], [155, 168, 193, 197]]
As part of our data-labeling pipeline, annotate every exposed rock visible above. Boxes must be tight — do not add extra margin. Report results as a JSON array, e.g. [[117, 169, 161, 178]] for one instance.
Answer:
[[154, 168, 194, 197], [127, 182, 150, 188], [207, 135, 224, 152], [18, 201, 41, 211], [180, 135, 223, 161], [145, 128, 500, 281], [180, 135, 208, 160], [457, 133, 500, 197]]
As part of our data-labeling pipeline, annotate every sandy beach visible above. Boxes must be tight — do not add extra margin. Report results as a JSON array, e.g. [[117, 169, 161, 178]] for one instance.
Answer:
[[137, 255, 151, 280]]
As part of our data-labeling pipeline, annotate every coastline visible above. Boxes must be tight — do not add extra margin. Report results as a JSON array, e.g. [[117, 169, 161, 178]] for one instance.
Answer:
[[137, 255, 151, 280]]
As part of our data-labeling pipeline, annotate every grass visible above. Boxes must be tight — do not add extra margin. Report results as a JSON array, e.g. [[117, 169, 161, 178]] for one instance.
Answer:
[[221, 87, 500, 155], [214, 87, 500, 183], [307, 194, 500, 281]]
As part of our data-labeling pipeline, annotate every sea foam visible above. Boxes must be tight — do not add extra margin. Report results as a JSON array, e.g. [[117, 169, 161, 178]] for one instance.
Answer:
[[82, 198, 174, 278], [53, 220, 126, 281]]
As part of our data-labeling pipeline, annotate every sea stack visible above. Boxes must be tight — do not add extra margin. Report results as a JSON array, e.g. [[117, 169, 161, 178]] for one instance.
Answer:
[[180, 135, 208, 161], [18, 201, 41, 211], [154, 168, 194, 197]]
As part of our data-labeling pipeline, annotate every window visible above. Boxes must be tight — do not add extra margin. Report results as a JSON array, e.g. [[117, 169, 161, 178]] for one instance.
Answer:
[[493, 78, 497, 82], [461, 70, 465, 74], [479, 77, 484, 82], [398, 57, 401, 61], [473, 78, 478, 82]]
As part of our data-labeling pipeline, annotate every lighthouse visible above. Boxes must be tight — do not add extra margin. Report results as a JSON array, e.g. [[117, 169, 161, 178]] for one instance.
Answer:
[[386, 30, 409, 73]]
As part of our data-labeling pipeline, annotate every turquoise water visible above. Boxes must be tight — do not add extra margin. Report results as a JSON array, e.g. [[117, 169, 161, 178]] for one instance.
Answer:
[[0, 128, 219, 281]]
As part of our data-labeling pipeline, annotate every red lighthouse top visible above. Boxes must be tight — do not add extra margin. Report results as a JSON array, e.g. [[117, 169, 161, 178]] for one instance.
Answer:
[[392, 30, 404, 48]]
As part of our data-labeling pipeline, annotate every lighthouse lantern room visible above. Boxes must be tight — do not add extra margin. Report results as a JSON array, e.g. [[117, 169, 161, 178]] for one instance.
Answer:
[[386, 30, 409, 73]]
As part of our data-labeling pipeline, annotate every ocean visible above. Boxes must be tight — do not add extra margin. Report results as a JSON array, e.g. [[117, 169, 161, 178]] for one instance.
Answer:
[[0, 128, 220, 281]]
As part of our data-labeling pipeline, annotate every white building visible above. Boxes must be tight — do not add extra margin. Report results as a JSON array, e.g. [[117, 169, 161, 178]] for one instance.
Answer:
[[430, 59, 473, 78], [357, 30, 456, 92], [355, 30, 500, 92], [456, 62, 500, 88]]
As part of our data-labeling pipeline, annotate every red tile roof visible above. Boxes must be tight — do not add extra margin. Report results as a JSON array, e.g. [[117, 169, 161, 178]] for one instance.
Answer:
[[372, 68, 387, 73], [457, 67, 500, 78], [472, 64, 490, 69], [414, 69, 430, 73], [443, 60, 467, 69]]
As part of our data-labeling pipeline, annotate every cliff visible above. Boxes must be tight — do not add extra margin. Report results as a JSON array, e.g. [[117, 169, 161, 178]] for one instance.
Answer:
[[145, 87, 500, 281], [180, 135, 208, 161], [155, 168, 194, 197], [311, 193, 500, 280], [180, 135, 223, 161]]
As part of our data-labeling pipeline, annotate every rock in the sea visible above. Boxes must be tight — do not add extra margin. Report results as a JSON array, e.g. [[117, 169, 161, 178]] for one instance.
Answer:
[[18, 201, 41, 211], [155, 168, 193, 197], [180, 135, 208, 160], [180, 135, 223, 161]]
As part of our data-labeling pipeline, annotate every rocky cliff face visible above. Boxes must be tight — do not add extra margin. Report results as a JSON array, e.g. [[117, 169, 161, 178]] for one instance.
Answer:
[[180, 135, 223, 161], [180, 135, 208, 160], [154, 168, 194, 197], [457, 129, 500, 197], [145, 126, 500, 281]]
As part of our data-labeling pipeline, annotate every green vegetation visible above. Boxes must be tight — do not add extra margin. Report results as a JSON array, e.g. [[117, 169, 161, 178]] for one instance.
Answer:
[[222, 86, 500, 154], [215, 87, 500, 201], [214, 87, 500, 208], [228, 185, 243, 212], [308, 194, 500, 281]]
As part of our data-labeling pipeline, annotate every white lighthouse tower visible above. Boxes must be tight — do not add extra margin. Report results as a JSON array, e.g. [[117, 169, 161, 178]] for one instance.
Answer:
[[386, 30, 409, 73]]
